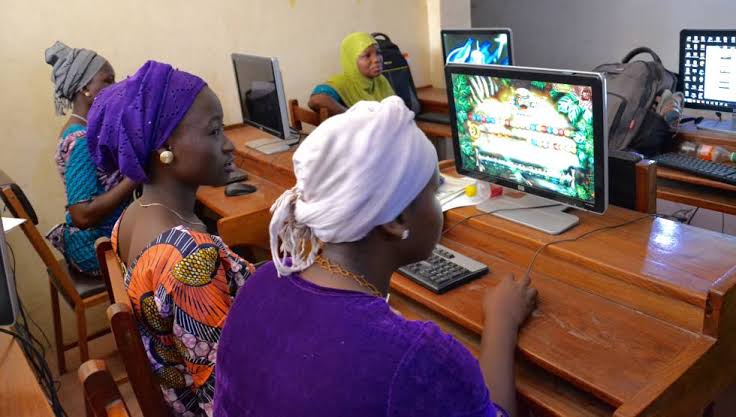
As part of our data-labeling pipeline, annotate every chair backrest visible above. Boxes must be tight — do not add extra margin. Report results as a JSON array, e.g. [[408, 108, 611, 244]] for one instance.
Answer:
[[635, 159, 657, 214], [79, 359, 132, 417], [0, 171, 82, 306], [95, 238, 127, 305], [289, 99, 329, 131], [107, 303, 170, 417], [97, 240, 169, 416], [217, 207, 271, 252]]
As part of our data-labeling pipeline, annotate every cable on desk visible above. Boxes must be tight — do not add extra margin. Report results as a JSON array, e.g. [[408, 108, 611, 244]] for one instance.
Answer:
[[441, 204, 563, 236], [523, 214, 653, 279], [0, 327, 68, 417], [687, 207, 700, 225]]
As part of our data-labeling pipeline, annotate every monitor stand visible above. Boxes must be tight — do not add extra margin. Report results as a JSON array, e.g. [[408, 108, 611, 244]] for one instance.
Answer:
[[475, 192, 579, 235], [696, 113, 736, 136], [245, 133, 299, 155]]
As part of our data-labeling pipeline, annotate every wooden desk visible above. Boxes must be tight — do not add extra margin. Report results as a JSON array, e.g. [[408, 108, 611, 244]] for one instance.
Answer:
[[200, 124, 736, 417], [0, 333, 55, 417], [418, 87, 736, 215]]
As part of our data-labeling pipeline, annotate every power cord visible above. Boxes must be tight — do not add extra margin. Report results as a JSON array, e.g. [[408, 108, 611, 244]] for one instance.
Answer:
[[441, 204, 563, 236], [439, 203, 653, 279], [0, 327, 68, 417], [522, 214, 653, 279], [3, 238, 65, 415]]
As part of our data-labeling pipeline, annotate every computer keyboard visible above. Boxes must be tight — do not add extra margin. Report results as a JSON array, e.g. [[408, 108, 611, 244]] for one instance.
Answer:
[[653, 152, 736, 186], [398, 244, 489, 294]]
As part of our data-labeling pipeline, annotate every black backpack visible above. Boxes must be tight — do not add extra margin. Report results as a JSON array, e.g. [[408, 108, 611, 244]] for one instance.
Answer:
[[593, 47, 677, 157], [371, 33, 421, 114]]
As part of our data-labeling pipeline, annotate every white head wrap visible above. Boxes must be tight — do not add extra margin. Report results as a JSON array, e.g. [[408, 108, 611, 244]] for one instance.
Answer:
[[270, 96, 438, 276]]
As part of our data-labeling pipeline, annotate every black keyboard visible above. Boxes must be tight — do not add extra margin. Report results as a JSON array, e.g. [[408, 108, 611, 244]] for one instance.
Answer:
[[398, 244, 488, 294], [653, 152, 736, 186]]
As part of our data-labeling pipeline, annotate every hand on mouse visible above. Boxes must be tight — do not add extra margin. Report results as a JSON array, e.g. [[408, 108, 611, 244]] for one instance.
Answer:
[[483, 272, 537, 328]]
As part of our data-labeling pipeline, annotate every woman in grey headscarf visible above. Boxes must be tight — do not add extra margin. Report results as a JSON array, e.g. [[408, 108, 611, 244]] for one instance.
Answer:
[[45, 41, 137, 276]]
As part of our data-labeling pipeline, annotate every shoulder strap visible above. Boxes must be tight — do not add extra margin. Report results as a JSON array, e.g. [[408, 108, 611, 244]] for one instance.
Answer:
[[622, 47, 662, 64]]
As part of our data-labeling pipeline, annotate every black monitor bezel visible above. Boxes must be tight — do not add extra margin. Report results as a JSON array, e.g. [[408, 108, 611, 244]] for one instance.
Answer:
[[679, 29, 736, 113], [444, 63, 608, 214], [441, 28, 514, 66], [231, 54, 287, 139]]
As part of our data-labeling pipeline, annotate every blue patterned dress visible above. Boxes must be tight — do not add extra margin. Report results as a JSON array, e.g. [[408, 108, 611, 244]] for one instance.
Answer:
[[47, 123, 129, 275]]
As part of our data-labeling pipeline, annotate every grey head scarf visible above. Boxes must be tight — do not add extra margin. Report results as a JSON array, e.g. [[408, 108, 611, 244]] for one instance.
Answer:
[[44, 41, 107, 115]]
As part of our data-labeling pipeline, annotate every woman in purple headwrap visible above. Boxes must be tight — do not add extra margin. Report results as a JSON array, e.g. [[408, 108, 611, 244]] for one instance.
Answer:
[[44, 41, 138, 276], [87, 61, 255, 417]]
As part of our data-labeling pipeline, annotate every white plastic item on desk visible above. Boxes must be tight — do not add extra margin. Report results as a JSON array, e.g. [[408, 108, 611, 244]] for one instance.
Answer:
[[1, 217, 25, 232], [441, 181, 490, 212]]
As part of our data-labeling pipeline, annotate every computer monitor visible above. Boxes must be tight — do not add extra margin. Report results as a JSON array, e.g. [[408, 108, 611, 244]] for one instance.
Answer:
[[445, 64, 608, 234], [441, 28, 513, 66], [679, 29, 736, 135], [231, 53, 297, 154], [0, 226, 19, 326]]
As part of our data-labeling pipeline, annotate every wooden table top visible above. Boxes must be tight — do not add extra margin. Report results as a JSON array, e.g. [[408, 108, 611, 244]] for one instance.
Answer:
[[0, 333, 55, 417], [198, 124, 736, 417]]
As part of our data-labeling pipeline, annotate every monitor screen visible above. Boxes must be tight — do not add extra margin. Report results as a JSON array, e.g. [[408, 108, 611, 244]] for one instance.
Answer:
[[445, 64, 608, 213], [232, 54, 288, 138], [442, 29, 512, 66], [680, 30, 736, 112]]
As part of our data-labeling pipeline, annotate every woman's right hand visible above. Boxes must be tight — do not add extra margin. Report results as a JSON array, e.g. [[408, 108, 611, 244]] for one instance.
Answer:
[[483, 272, 537, 328]]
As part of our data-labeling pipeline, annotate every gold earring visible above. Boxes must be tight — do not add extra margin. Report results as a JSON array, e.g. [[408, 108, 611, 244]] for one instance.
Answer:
[[159, 150, 174, 164], [84, 91, 91, 97]]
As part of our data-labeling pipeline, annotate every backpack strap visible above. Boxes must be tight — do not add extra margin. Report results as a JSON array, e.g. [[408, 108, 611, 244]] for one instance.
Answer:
[[622, 47, 662, 64], [371, 32, 391, 41]]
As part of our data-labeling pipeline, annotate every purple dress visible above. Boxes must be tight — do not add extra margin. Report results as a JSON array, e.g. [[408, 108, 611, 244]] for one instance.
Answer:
[[214, 261, 508, 417]]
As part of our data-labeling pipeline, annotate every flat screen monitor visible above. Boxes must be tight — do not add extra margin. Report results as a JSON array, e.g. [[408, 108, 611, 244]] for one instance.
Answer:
[[679, 29, 736, 135], [0, 226, 18, 326], [231, 53, 295, 141], [441, 28, 513, 66], [445, 64, 608, 234]]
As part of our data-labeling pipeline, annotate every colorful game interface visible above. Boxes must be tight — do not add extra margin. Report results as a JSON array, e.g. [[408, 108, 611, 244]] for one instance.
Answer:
[[451, 74, 597, 202], [444, 33, 510, 65]]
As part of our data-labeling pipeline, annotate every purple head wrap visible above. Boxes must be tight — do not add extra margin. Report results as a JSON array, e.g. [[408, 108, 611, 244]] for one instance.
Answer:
[[87, 60, 206, 183]]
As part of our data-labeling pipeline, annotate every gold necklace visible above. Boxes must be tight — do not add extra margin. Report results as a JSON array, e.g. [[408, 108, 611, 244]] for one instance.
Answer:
[[138, 200, 205, 226], [315, 256, 386, 300]]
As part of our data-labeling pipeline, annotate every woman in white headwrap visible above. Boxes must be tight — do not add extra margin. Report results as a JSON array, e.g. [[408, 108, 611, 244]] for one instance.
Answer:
[[214, 97, 537, 417], [44, 41, 137, 276]]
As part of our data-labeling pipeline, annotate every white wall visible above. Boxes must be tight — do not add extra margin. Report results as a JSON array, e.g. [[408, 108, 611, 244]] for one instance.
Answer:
[[428, 0, 471, 87], [471, 0, 736, 71]]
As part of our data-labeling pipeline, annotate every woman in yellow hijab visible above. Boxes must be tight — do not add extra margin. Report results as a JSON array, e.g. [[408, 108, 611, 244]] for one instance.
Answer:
[[308, 32, 395, 115]]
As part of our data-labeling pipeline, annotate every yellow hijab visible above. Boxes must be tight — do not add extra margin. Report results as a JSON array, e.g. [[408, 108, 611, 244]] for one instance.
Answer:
[[326, 32, 395, 107]]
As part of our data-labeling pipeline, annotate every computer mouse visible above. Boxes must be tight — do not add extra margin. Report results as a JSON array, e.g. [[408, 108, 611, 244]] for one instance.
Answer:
[[225, 182, 257, 197], [226, 168, 248, 184]]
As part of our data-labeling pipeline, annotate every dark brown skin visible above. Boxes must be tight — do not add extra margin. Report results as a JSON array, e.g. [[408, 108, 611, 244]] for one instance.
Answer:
[[300, 169, 537, 417], [117, 87, 235, 264], [308, 44, 384, 116], [59, 61, 139, 230]]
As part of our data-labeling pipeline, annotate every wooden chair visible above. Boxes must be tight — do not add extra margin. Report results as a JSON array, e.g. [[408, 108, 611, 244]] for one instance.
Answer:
[[0, 170, 109, 374], [79, 360, 132, 417], [95, 239, 170, 417], [634, 159, 658, 214], [288, 99, 329, 131], [217, 208, 272, 263]]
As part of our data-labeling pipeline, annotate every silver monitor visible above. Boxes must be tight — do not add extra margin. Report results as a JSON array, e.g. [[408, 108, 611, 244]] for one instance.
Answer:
[[445, 64, 609, 234], [231, 53, 297, 154]]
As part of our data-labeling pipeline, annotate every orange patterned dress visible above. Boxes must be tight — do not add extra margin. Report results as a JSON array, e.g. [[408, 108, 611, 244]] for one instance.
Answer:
[[112, 224, 254, 417]]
